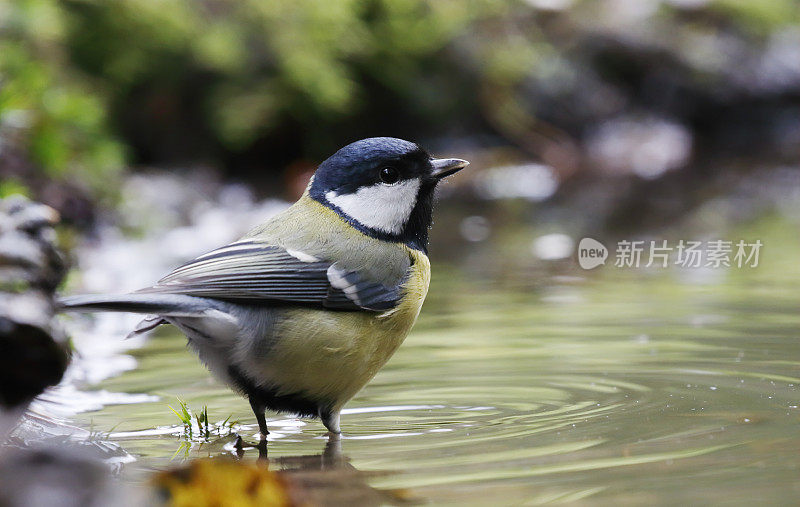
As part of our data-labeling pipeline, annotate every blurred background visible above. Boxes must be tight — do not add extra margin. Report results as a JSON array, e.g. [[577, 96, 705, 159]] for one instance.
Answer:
[[3, 0, 799, 233], [3, 1, 800, 505]]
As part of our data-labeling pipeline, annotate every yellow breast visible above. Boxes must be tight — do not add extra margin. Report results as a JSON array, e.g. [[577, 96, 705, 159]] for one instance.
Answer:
[[258, 247, 430, 409]]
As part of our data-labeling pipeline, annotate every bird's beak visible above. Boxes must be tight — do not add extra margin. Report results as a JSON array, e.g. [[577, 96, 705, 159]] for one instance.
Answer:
[[430, 158, 470, 179]]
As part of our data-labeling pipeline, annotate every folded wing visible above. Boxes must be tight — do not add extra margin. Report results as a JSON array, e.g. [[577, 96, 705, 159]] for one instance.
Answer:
[[137, 240, 409, 311]]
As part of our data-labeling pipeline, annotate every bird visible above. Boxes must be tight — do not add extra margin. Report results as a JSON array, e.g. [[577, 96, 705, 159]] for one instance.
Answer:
[[59, 137, 468, 438]]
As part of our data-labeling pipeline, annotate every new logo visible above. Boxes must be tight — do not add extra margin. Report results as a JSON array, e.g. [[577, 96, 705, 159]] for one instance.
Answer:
[[578, 238, 608, 270]]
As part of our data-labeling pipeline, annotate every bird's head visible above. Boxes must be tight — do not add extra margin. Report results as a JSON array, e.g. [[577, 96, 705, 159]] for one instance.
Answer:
[[309, 137, 468, 252]]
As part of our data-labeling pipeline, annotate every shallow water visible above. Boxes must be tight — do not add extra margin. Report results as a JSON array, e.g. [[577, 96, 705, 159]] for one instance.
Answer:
[[52, 215, 800, 504]]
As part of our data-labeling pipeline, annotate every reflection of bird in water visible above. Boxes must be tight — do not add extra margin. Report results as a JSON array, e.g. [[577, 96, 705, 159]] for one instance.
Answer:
[[272, 436, 417, 505], [271, 434, 348, 469], [160, 435, 416, 506]]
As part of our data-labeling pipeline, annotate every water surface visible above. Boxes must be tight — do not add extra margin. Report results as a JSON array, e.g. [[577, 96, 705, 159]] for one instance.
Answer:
[[58, 217, 800, 504]]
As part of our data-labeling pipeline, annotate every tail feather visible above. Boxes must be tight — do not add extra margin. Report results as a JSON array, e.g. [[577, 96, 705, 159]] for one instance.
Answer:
[[58, 293, 216, 316], [126, 315, 167, 340], [60, 294, 239, 342]]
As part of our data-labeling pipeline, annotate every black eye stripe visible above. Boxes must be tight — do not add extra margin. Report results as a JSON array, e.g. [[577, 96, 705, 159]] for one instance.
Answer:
[[379, 166, 400, 184]]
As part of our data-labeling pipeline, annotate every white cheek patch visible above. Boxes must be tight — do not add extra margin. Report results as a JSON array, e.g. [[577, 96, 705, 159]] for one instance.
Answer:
[[325, 178, 420, 235]]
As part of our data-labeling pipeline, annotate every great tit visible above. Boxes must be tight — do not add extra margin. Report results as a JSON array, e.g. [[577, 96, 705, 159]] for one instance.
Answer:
[[60, 137, 468, 437]]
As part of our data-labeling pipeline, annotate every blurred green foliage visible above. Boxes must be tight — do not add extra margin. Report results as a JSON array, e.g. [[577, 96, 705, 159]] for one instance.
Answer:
[[60, 0, 507, 163], [712, 0, 800, 34], [0, 0, 125, 200]]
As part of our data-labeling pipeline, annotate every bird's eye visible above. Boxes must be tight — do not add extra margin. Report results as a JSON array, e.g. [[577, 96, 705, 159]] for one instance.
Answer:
[[379, 166, 400, 185]]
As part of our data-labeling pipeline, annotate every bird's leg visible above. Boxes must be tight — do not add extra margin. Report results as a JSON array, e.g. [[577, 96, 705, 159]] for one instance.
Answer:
[[320, 409, 341, 435], [249, 397, 269, 438]]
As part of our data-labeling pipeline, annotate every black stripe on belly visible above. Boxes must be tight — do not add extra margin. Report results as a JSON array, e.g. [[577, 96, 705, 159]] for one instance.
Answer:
[[227, 365, 326, 418]]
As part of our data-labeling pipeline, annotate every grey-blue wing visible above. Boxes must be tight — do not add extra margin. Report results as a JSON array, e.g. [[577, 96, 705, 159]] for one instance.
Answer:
[[137, 240, 409, 311]]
